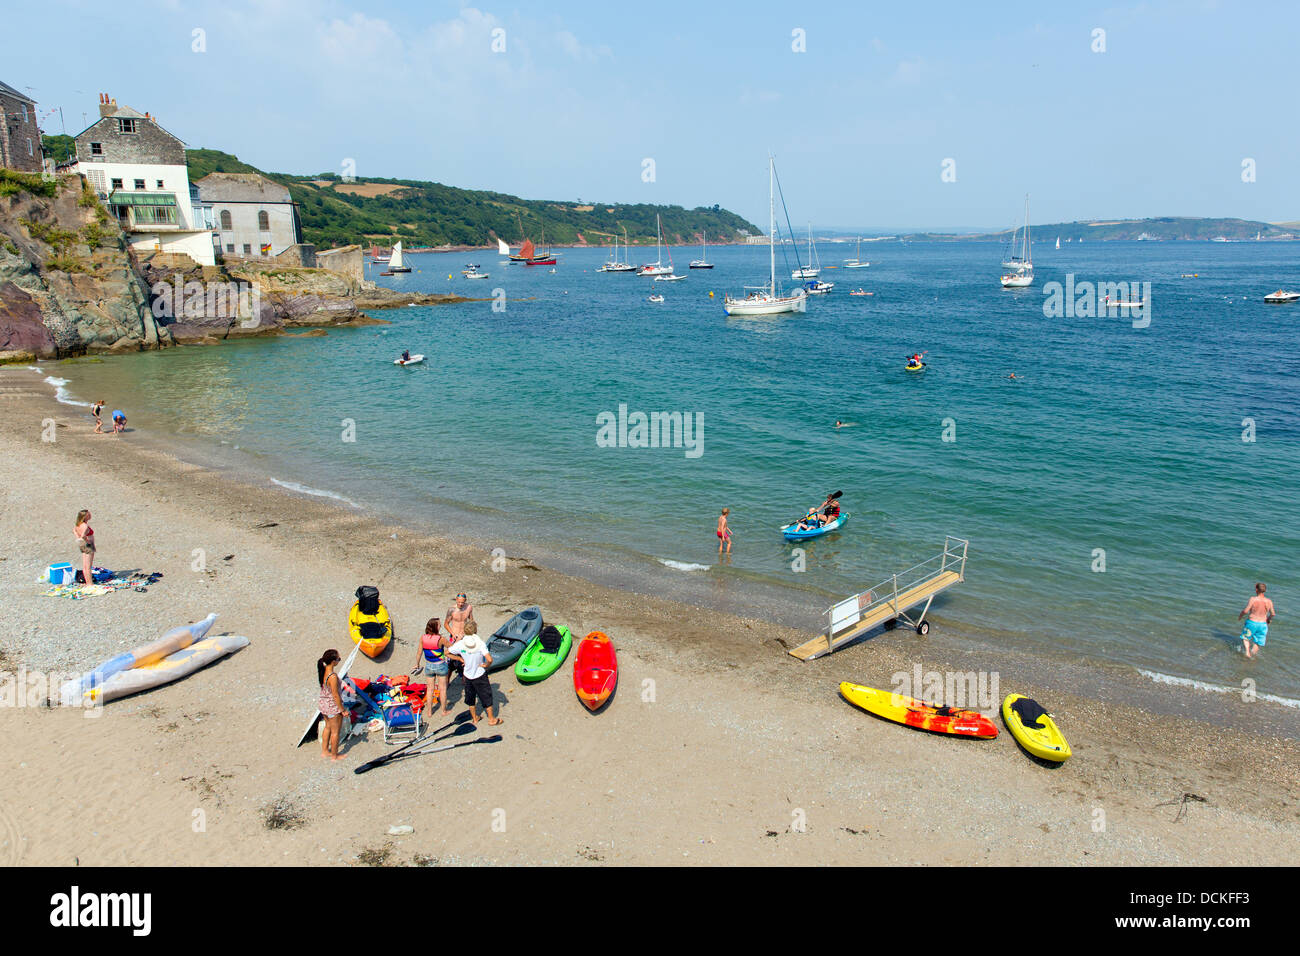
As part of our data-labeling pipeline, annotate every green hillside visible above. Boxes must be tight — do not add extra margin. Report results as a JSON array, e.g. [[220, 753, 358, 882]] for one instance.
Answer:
[[187, 149, 760, 249], [908, 216, 1295, 242]]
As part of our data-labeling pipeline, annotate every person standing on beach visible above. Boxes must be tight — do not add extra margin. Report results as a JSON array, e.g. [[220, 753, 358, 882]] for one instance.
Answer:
[[447, 633, 502, 727], [317, 649, 345, 760], [1238, 583, 1275, 659], [717, 508, 732, 554], [412, 617, 452, 717], [91, 400, 104, 434], [446, 593, 476, 640], [74, 509, 95, 585]]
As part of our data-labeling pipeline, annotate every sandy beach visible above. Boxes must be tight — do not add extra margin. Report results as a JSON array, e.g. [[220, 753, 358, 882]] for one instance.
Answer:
[[1, 365, 1297, 867]]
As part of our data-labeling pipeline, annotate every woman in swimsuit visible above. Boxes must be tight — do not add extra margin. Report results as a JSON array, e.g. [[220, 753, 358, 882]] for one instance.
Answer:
[[74, 509, 95, 586], [317, 648, 345, 761], [91, 401, 105, 434], [716, 508, 731, 554], [412, 617, 452, 716]]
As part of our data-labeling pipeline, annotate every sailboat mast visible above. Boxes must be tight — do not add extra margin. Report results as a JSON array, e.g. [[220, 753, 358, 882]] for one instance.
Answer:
[[768, 157, 776, 292]]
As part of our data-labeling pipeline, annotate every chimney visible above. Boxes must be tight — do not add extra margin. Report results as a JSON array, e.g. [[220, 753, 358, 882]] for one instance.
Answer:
[[98, 92, 115, 118]]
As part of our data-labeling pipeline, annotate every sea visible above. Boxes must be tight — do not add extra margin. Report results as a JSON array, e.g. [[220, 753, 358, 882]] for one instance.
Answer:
[[43, 238, 1300, 708]]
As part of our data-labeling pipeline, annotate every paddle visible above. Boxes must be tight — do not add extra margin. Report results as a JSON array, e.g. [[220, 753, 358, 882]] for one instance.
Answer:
[[391, 734, 503, 763], [352, 710, 471, 774], [779, 490, 842, 529]]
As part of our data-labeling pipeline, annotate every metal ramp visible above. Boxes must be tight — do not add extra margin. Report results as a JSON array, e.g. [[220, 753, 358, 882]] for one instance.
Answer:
[[789, 537, 968, 661]]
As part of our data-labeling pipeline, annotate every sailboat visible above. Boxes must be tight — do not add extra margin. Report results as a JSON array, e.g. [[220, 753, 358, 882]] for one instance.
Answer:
[[999, 196, 1033, 288], [369, 244, 390, 263], [723, 157, 808, 317], [598, 229, 637, 273], [689, 231, 713, 269], [388, 241, 411, 274], [1055, 236, 1060, 250], [843, 236, 869, 268], [497, 237, 511, 256], [792, 224, 820, 279], [637, 215, 675, 276]]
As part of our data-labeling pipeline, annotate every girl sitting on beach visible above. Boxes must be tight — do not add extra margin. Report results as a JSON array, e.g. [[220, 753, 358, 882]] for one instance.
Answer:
[[413, 617, 453, 717], [74, 509, 95, 585], [317, 649, 345, 761]]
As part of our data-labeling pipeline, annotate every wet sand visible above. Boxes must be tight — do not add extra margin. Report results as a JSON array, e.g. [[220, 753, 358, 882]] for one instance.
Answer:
[[1, 366, 1296, 866]]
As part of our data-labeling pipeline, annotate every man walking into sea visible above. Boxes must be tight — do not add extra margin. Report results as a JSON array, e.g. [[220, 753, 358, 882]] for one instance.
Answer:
[[1238, 582, 1275, 659]]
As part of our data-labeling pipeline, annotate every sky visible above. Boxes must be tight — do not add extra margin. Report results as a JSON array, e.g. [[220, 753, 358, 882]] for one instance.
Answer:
[[9, 0, 1300, 231]]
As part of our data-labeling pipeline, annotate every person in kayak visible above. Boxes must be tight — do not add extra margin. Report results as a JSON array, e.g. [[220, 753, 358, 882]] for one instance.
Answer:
[[1237, 582, 1275, 659], [797, 494, 840, 530], [907, 352, 924, 368]]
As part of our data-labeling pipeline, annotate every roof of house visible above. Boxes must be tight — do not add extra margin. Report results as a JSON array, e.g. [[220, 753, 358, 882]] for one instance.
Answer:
[[0, 80, 36, 105], [195, 172, 292, 204]]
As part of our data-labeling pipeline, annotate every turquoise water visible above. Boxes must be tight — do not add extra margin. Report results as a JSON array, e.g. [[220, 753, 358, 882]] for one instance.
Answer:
[[52, 240, 1300, 701]]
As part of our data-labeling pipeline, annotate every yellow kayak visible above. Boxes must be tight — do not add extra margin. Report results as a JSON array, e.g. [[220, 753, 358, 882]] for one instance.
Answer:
[[1001, 693, 1071, 762], [840, 682, 998, 738]]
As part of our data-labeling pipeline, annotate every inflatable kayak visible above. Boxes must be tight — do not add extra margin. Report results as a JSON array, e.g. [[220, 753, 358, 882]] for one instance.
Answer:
[[487, 606, 543, 673], [1002, 693, 1071, 762], [574, 631, 618, 711], [349, 586, 392, 658], [394, 354, 425, 366], [58, 613, 219, 706], [87, 635, 248, 705], [782, 512, 849, 541], [839, 682, 998, 738], [905, 363, 926, 372], [515, 624, 573, 683]]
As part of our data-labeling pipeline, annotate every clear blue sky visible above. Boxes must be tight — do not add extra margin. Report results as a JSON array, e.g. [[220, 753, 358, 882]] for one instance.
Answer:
[[10, 0, 1299, 231]]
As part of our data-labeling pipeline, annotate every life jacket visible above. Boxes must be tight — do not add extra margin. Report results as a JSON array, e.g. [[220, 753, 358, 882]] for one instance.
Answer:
[[422, 630, 445, 662]]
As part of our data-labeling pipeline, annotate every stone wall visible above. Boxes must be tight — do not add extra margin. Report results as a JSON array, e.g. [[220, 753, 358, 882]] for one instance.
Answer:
[[0, 89, 42, 174], [315, 245, 364, 283]]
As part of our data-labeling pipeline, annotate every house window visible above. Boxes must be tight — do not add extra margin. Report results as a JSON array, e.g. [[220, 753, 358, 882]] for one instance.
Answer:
[[27, 139, 33, 156], [134, 206, 178, 225], [90, 142, 103, 156], [134, 179, 146, 190], [242, 244, 251, 254], [117, 118, 137, 134], [111, 178, 123, 190], [156, 180, 164, 189], [226, 244, 234, 253], [220, 210, 233, 230], [21, 105, 28, 123], [257, 210, 270, 231]]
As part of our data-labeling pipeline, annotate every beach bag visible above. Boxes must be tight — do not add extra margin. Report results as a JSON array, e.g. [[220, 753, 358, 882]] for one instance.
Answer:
[[539, 624, 563, 654], [355, 585, 380, 616]]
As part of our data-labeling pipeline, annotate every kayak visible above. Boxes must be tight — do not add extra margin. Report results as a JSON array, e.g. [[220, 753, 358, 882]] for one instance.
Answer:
[[58, 613, 219, 706], [349, 600, 392, 658], [782, 512, 849, 541], [87, 635, 249, 705], [573, 631, 618, 711], [515, 624, 573, 683], [394, 355, 425, 366], [905, 363, 926, 372], [487, 606, 543, 673], [839, 682, 998, 738], [1001, 693, 1071, 762]]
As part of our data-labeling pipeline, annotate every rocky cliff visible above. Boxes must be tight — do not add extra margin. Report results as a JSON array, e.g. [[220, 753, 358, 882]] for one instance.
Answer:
[[0, 171, 166, 361]]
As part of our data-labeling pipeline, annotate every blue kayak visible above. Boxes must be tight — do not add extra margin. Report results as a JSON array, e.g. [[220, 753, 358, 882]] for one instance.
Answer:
[[782, 512, 850, 541]]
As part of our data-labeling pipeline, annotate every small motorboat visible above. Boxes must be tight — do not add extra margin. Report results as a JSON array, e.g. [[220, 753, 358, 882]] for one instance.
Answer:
[[1263, 289, 1300, 303], [647, 294, 664, 303], [655, 273, 686, 282], [465, 271, 489, 280], [781, 512, 849, 541], [803, 279, 834, 295], [394, 354, 425, 366]]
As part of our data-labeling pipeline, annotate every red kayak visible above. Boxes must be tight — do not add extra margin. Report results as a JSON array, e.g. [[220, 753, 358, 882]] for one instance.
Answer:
[[573, 631, 617, 711]]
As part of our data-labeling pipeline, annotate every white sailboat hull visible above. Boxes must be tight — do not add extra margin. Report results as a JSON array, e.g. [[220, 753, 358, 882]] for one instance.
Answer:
[[842, 261, 869, 268], [724, 291, 808, 316], [1000, 273, 1034, 288]]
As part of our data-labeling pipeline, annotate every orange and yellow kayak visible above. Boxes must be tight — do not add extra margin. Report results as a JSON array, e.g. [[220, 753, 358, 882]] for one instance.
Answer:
[[348, 601, 392, 659], [839, 682, 998, 738]]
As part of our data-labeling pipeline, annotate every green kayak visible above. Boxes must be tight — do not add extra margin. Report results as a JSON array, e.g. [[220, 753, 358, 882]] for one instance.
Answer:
[[515, 624, 573, 683]]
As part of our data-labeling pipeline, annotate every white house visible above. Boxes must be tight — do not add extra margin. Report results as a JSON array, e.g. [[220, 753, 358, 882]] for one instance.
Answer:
[[72, 94, 216, 266], [195, 172, 303, 259]]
